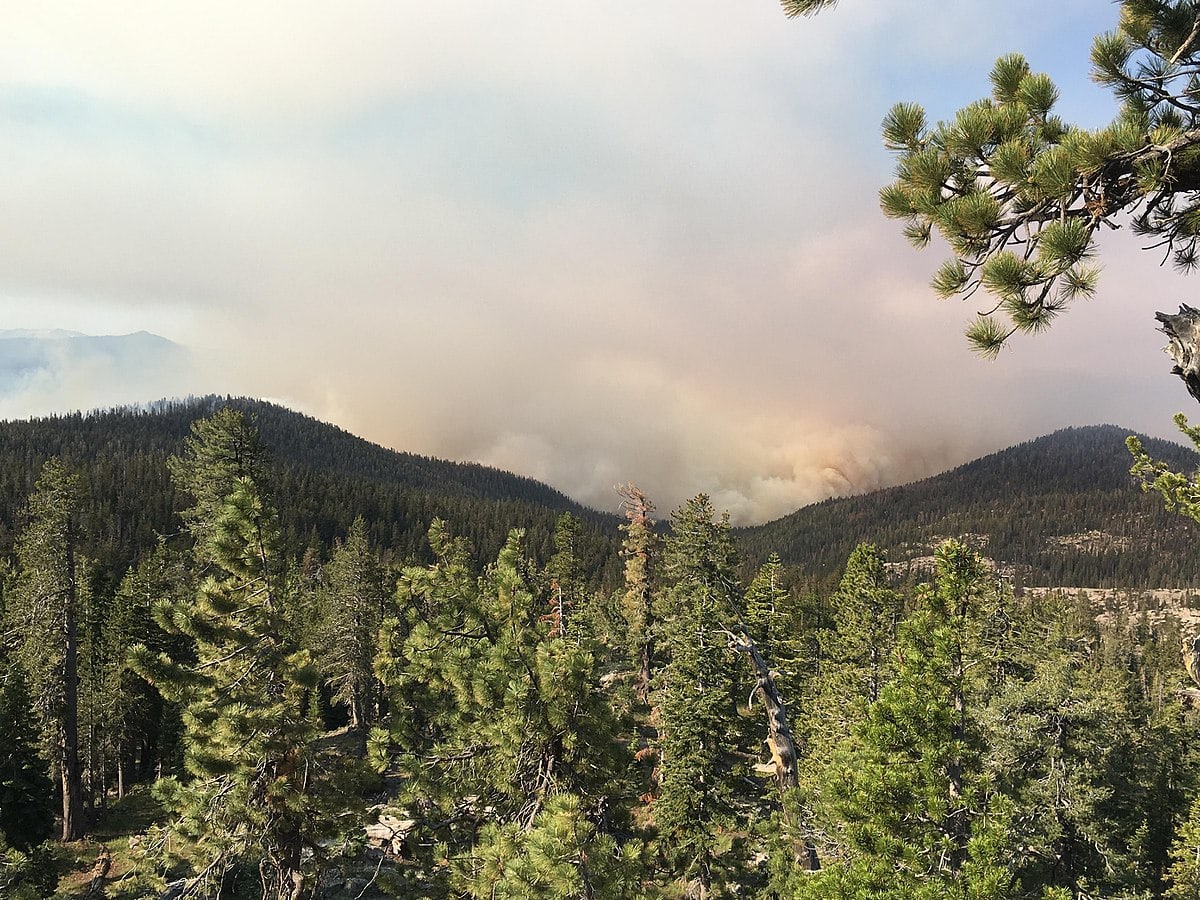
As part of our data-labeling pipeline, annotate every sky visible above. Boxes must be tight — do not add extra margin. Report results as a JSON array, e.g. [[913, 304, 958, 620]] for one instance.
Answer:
[[0, 1, 1194, 524]]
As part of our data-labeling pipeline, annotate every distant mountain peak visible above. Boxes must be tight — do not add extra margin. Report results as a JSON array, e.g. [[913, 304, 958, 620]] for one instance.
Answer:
[[0, 328, 85, 340]]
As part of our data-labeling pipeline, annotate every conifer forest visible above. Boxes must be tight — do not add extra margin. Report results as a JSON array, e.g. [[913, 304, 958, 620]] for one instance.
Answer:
[[1, 395, 1200, 900], [17, 2, 1200, 898]]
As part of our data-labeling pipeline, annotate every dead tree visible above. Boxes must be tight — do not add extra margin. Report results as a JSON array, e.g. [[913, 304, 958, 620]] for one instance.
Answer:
[[616, 483, 657, 704], [1158, 305, 1200, 403], [725, 628, 819, 871], [727, 631, 798, 791]]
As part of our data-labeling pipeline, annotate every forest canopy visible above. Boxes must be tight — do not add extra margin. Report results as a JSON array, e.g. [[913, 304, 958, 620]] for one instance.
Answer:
[[0, 405, 1198, 898]]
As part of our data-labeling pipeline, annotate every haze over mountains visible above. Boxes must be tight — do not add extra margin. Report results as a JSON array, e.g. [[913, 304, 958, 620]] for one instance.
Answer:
[[5, 327, 1193, 527], [0, 328, 198, 422]]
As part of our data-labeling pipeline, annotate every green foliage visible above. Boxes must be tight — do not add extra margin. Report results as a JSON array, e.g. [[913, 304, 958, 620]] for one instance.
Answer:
[[0, 658, 54, 850], [374, 521, 633, 897], [870, 2, 1200, 353], [780, 0, 840, 17], [821, 542, 903, 708], [131, 414, 326, 899], [799, 542, 1015, 897], [0, 397, 621, 601], [456, 794, 650, 899], [312, 517, 390, 731], [652, 496, 746, 892], [0, 830, 55, 900], [986, 641, 1166, 894], [742, 553, 804, 699], [166, 408, 271, 564], [1168, 794, 1200, 899], [101, 543, 192, 790], [4, 458, 87, 840], [1130, 414, 1200, 524], [1, 405, 1199, 896]]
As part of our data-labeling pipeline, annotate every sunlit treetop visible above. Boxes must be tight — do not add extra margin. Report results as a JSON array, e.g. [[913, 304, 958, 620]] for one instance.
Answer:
[[788, 0, 1200, 356]]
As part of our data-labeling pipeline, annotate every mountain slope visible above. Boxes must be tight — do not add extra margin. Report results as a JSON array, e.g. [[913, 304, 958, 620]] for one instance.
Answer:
[[736, 425, 1200, 588], [0, 396, 619, 588], [4, 401, 1199, 592]]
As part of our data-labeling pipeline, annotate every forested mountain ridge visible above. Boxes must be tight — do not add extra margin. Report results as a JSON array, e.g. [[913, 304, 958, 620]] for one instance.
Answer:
[[737, 425, 1200, 587], [0, 395, 620, 589], [3, 401, 1198, 591], [9, 404, 1200, 898]]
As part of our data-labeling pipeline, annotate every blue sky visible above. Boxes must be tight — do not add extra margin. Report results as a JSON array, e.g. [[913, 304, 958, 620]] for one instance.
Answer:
[[0, 2, 1187, 523]]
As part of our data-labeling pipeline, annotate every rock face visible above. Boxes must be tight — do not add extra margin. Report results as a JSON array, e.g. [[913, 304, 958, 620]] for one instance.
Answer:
[[1184, 634, 1200, 688], [364, 813, 416, 857], [1157, 305, 1200, 404]]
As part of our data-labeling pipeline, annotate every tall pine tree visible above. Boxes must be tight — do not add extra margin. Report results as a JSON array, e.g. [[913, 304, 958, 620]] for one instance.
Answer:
[[132, 412, 322, 899], [4, 458, 87, 841], [652, 495, 743, 897], [798, 541, 1013, 898], [312, 516, 389, 734]]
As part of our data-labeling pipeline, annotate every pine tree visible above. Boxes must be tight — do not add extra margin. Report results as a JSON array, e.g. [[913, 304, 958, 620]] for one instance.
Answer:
[[542, 513, 589, 641], [652, 495, 743, 897], [1168, 795, 1200, 899], [131, 413, 322, 899], [742, 554, 793, 684], [3, 458, 87, 840], [981, 596, 1195, 896], [795, 542, 906, 868], [166, 406, 271, 564], [459, 794, 649, 899], [823, 542, 904, 708], [313, 516, 388, 733], [986, 637, 1152, 895], [0, 655, 54, 850], [798, 541, 1014, 898], [373, 522, 635, 897], [101, 543, 191, 796]]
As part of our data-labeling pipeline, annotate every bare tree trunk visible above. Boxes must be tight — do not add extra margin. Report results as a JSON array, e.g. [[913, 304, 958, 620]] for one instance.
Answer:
[[117, 739, 126, 801], [727, 630, 819, 871], [85, 846, 111, 899], [638, 633, 654, 705], [729, 632, 798, 789], [1158, 305, 1200, 402]]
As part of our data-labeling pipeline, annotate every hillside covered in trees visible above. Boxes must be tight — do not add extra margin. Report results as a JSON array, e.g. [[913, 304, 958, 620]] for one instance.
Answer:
[[5, 402, 1200, 898], [0, 396, 621, 596], [2, 399, 1197, 595], [738, 425, 1200, 588]]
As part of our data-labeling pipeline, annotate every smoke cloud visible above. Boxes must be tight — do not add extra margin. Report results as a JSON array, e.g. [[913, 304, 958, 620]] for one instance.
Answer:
[[0, 0, 1190, 524]]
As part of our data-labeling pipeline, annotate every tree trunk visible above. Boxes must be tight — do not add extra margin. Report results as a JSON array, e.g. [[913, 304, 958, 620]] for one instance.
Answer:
[[638, 633, 654, 705], [1157, 305, 1200, 403], [61, 583, 85, 841], [728, 629, 819, 870], [730, 631, 799, 791]]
